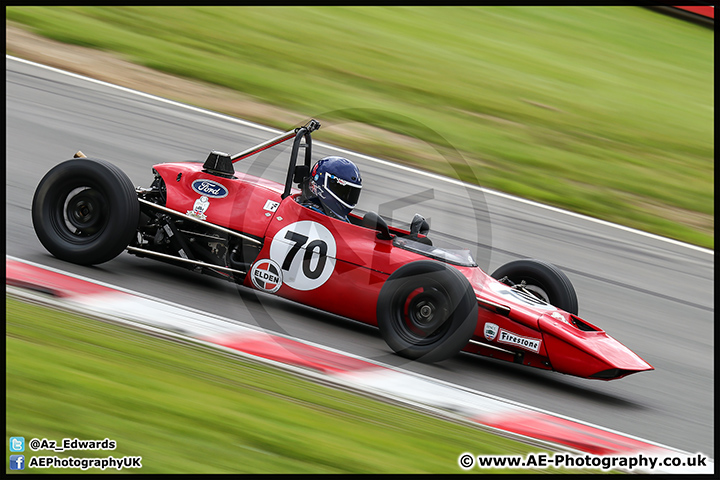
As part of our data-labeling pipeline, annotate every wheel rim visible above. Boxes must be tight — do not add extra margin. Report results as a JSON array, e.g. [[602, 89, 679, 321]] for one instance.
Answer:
[[53, 185, 109, 243], [392, 283, 452, 346], [523, 284, 550, 303]]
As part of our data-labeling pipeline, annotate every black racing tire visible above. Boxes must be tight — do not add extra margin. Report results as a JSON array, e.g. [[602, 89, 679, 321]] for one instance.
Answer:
[[377, 260, 478, 363], [31, 157, 139, 265], [491, 259, 578, 315]]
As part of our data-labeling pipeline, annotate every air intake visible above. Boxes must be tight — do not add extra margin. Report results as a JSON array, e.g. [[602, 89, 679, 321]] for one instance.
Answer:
[[203, 150, 235, 178]]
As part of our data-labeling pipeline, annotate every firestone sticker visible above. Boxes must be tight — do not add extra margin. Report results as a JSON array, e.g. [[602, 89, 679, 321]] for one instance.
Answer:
[[497, 328, 542, 353], [251, 259, 283, 293]]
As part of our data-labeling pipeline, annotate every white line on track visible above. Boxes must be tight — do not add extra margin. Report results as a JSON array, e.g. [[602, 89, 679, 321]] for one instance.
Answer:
[[7, 54, 713, 256]]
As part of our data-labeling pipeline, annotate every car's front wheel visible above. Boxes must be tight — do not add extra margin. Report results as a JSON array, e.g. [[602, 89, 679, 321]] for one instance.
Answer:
[[377, 260, 478, 363], [32, 157, 139, 265], [491, 259, 578, 314]]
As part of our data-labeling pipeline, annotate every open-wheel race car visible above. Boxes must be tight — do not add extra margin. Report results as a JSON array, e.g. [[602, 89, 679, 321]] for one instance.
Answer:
[[31, 119, 653, 380]]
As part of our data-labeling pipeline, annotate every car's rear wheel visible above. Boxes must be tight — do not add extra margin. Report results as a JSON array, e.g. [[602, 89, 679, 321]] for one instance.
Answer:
[[491, 259, 578, 314], [377, 260, 478, 363], [32, 157, 139, 265]]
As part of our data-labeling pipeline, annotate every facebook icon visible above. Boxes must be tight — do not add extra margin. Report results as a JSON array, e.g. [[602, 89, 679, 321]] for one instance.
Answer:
[[9, 455, 25, 470]]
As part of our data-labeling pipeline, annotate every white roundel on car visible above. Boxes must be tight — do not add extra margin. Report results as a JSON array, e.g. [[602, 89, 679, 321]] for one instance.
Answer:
[[269, 221, 337, 291], [487, 279, 555, 310]]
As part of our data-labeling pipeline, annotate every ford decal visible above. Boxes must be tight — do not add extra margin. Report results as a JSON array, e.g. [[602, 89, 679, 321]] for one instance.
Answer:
[[191, 179, 229, 198]]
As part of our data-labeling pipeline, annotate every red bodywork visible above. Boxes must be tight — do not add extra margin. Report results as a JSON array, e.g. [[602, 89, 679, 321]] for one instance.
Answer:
[[671, 5, 714, 20], [153, 161, 653, 380]]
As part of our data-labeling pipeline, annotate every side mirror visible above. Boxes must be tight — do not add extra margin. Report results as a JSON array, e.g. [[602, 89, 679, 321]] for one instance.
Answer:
[[410, 213, 430, 236], [293, 164, 309, 184], [362, 211, 393, 240]]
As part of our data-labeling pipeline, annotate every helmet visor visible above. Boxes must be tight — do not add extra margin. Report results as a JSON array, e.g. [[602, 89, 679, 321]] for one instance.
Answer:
[[325, 174, 361, 208]]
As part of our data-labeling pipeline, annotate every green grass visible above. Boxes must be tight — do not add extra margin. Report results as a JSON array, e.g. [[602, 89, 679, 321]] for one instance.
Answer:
[[6, 6, 713, 248], [6, 296, 583, 473]]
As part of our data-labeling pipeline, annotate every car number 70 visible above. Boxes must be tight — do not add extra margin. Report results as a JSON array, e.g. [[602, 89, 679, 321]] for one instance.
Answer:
[[269, 221, 338, 291], [282, 230, 328, 280]]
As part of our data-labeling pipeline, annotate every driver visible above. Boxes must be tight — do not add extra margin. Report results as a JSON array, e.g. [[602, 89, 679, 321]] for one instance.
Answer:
[[299, 156, 362, 222]]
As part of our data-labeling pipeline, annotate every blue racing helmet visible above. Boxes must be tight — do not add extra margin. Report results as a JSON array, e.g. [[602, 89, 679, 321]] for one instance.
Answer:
[[305, 156, 362, 219]]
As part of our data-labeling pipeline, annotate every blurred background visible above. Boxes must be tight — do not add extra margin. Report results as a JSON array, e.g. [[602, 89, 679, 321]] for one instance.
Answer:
[[6, 6, 714, 249]]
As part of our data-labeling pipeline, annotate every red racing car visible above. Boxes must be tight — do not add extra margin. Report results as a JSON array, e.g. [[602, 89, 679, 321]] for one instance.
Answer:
[[31, 119, 653, 380]]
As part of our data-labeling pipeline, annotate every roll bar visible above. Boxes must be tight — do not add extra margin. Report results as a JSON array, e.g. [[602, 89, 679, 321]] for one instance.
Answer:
[[282, 119, 320, 199], [228, 119, 321, 199]]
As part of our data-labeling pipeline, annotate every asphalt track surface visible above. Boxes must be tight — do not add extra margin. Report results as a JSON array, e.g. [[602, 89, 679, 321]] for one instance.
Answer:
[[6, 57, 714, 457]]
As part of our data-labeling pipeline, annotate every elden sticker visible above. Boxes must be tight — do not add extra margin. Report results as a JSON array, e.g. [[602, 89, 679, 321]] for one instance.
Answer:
[[497, 329, 542, 353], [251, 259, 283, 293]]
